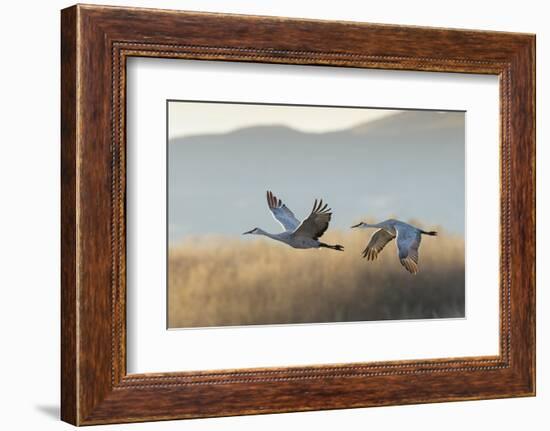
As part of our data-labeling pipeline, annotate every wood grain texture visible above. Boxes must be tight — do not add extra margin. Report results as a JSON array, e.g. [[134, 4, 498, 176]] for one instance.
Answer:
[[60, 5, 78, 425], [60, 4, 535, 425]]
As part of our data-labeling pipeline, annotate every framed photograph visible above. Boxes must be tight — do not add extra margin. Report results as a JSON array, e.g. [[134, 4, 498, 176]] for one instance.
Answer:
[[165, 101, 465, 330], [61, 4, 535, 425]]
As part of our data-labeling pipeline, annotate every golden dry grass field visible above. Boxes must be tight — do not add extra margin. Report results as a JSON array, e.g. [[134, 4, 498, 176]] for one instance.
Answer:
[[168, 227, 465, 328]]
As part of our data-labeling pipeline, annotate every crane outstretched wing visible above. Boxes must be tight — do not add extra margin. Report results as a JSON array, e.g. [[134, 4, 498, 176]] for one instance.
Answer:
[[362, 229, 396, 260], [397, 229, 422, 274], [266, 191, 300, 232], [293, 199, 332, 239]]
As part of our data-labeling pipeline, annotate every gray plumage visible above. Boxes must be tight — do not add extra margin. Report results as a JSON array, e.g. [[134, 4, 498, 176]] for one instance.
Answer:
[[351, 219, 437, 274], [243, 191, 343, 251]]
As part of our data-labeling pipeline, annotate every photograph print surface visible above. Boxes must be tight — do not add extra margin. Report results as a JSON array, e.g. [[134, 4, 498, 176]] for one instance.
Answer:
[[168, 101, 465, 328]]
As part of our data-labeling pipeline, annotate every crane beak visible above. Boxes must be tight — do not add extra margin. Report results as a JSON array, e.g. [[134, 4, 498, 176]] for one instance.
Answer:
[[350, 222, 363, 229], [242, 229, 255, 235]]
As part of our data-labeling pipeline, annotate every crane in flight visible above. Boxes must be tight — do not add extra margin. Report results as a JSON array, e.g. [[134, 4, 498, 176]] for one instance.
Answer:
[[351, 219, 437, 274], [243, 191, 344, 251]]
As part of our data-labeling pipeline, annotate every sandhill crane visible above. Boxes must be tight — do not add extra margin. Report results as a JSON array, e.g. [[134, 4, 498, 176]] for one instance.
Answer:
[[243, 191, 344, 251], [351, 219, 437, 274]]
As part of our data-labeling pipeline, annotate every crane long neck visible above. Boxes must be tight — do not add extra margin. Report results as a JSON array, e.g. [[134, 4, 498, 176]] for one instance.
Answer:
[[255, 228, 281, 241], [364, 222, 387, 229]]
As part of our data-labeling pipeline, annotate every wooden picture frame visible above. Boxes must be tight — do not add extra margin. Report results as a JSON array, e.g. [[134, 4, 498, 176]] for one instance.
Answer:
[[61, 4, 535, 425]]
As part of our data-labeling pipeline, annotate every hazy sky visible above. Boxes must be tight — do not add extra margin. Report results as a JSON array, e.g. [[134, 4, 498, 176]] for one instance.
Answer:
[[168, 102, 465, 243], [168, 101, 397, 139]]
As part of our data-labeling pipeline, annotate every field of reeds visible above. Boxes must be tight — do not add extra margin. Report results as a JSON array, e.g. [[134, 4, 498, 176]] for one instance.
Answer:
[[168, 227, 465, 328]]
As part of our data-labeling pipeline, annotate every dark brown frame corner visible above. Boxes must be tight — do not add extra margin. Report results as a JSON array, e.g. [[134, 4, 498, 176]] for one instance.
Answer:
[[61, 4, 535, 426]]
